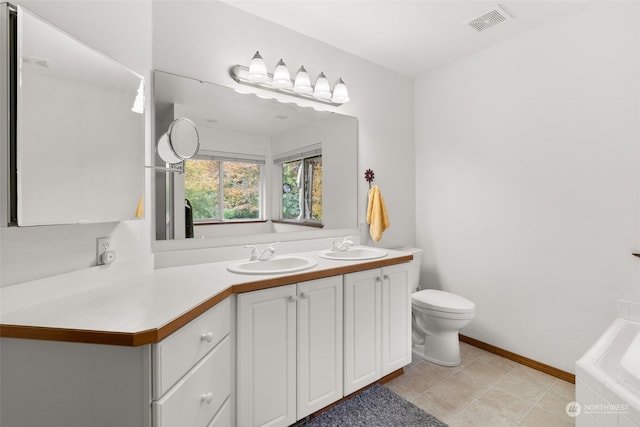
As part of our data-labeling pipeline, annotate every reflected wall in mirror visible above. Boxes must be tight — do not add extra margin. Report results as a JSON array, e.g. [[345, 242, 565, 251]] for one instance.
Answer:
[[7, 6, 144, 226], [153, 71, 358, 241]]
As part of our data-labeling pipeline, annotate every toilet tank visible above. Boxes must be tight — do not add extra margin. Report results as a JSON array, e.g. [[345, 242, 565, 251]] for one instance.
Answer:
[[394, 247, 423, 292]]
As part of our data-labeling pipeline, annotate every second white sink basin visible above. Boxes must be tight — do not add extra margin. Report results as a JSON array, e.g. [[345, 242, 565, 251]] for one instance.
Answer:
[[318, 246, 388, 261], [227, 256, 317, 275]]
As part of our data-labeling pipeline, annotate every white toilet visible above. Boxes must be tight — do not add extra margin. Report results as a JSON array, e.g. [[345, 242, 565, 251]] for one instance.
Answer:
[[399, 247, 476, 367]]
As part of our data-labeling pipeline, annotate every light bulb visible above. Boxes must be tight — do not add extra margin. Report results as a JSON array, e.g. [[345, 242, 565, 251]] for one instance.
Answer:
[[313, 72, 332, 100], [293, 66, 313, 94], [331, 78, 350, 104], [248, 51, 269, 83], [131, 78, 144, 114], [272, 59, 292, 89]]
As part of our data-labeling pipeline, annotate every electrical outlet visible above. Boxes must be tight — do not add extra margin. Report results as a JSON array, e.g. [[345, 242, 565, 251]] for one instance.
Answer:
[[97, 237, 112, 266]]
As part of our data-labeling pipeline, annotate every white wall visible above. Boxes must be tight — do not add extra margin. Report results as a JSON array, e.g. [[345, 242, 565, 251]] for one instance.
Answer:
[[1, 0, 414, 285], [152, 0, 415, 249], [0, 1, 152, 286], [415, 3, 640, 373]]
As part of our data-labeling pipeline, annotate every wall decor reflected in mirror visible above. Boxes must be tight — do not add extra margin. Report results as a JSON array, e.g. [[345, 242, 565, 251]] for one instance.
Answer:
[[2, 5, 145, 226], [153, 70, 358, 241]]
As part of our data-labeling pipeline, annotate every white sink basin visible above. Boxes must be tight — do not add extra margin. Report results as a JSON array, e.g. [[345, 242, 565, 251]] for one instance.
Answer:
[[318, 246, 388, 261], [227, 256, 317, 275]]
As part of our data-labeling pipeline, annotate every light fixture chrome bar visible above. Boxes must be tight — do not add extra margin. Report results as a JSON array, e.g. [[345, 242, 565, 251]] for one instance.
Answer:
[[230, 65, 344, 107]]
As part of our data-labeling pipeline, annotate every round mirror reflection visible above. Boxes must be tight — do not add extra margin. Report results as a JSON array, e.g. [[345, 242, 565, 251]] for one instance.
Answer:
[[156, 133, 182, 164], [156, 118, 200, 164]]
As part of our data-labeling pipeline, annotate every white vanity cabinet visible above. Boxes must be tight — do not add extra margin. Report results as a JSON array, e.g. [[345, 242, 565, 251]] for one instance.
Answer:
[[343, 264, 411, 395], [0, 298, 233, 427], [297, 277, 344, 417], [343, 268, 381, 394], [380, 263, 413, 376], [152, 298, 232, 427], [0, 254, 413, 427], [237, 276, 343, 427]]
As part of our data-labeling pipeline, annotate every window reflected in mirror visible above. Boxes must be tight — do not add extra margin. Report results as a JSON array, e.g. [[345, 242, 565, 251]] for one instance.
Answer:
[[281, 155, 322, 223], [185, 157, 263, 222]]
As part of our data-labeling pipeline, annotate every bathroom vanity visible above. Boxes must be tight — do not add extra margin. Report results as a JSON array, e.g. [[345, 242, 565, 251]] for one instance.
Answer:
[[0, 249, 412, 427]]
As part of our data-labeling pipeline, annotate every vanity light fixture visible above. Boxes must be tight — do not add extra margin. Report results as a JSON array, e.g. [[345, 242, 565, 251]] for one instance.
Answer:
[[247, 51, 269, 83], [312, 72, 332, 100], [293, 66, 313, 94], [272, 59, 293, 89], [131, 79, 145, 114], [229, 52, 350, 106], [331, 78, 350, 104]]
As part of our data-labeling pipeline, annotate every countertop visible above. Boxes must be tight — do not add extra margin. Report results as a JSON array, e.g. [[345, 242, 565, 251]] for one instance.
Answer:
[[0, 249, 412, 346]]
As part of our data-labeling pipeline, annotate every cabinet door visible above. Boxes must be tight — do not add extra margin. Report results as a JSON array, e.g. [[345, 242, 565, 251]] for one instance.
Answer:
[[343, 269, 381, 395], [381, 263, 412, 376], [297, 276, 343, 418], [237, 285, 297, 427]]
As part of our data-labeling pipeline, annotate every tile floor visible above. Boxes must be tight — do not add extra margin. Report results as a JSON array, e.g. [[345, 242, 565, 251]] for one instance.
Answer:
[[385, 342, 576, 426]]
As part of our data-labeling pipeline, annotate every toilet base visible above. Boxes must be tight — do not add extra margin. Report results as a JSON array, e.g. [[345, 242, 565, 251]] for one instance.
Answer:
[[412, 331, 462, 367], [412, 347, 461, 367]]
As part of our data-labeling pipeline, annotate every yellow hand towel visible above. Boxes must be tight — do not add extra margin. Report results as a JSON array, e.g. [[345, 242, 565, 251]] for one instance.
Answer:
[[135, 195, 144, 219], [367, 185, 390, 242]]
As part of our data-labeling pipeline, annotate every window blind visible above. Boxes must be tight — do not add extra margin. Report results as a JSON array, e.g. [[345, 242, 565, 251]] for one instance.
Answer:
[[195, 149, 265, 165], [273, 143, 322, 165]]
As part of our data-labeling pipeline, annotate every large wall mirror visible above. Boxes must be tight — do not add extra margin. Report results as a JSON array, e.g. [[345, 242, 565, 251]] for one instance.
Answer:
[[153, 70, 358, 242], [1, 5, 145, 226]]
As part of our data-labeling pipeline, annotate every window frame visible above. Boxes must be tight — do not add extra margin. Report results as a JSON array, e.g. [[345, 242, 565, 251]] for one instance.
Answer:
[[275, 145, 323, 225], [185, 151, 266, 224]]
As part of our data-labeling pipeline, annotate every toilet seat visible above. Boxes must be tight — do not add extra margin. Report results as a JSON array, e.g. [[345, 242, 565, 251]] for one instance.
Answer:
[[412, 289, 475, 314]]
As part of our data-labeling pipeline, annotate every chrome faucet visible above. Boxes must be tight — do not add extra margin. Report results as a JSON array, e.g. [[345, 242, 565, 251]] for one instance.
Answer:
[[331, 236, 354, 252], [244, 245, 259, 261], [258, 242, 280, 261]]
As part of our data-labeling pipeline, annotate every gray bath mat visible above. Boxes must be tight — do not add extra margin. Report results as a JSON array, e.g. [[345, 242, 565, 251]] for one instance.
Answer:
[[301, 383, 447, 426]]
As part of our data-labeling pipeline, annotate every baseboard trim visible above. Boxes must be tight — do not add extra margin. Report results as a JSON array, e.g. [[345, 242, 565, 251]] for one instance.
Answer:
[[459, 334, 575, 384]]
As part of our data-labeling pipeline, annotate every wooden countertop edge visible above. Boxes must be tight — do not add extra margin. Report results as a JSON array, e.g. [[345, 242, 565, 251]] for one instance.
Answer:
[[0, 254, 412, 347]]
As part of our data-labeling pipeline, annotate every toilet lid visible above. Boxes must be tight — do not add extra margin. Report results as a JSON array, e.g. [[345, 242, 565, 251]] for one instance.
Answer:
[[412, 289, 475, 314]]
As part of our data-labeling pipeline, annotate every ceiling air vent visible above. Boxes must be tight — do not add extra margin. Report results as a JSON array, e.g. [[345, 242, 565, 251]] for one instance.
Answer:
[[466, 5, 512, 32]]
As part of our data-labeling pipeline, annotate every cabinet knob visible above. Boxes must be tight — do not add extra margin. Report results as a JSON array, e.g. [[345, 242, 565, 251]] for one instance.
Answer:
[[375, 277, 382, 285], [288, 295, 297, 302], [383, 274, 390, 281], [299, 292, 308, 299], [200, 332, 214, 343], [201, 392, 213, 404]]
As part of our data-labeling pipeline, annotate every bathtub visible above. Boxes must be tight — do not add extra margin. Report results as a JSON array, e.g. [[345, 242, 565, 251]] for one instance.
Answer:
[[576, 300, 640, 427]]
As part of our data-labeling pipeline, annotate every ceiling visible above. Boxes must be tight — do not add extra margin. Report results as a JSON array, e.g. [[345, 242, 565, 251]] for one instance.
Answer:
[[222, 1, 591, 77]]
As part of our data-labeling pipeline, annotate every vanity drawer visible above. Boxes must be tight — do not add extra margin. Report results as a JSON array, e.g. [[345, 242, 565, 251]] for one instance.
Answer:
[[153, 335, 231, 427], [153, 298, 230, 398]]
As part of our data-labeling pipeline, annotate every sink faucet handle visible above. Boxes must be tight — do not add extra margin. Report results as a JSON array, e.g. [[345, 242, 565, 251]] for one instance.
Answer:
[[334, 236, 354, 251], [257, 242, 280, 261], [268, 242, 281, 251], [244, 245, 258, 261], [329, 238, 338, 250]]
